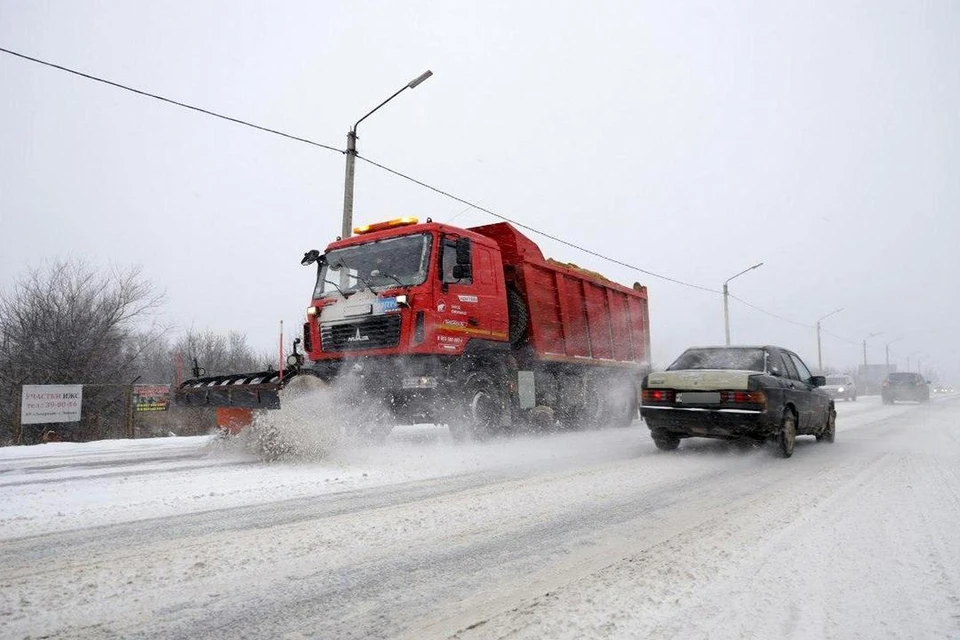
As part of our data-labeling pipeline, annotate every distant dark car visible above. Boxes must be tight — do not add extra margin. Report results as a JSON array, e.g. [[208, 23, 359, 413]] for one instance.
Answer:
[[822, 374, 857, 401], [640, 345, 836, 458], [881, 372, 930, 404]]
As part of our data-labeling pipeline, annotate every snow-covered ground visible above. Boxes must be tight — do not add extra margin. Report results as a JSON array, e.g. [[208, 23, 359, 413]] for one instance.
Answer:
[[1, 395, 959, 639]]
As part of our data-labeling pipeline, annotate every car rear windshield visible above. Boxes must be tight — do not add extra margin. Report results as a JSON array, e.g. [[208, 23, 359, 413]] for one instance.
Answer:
[[826, 376, 848, 385], [667, 348, 765, 372], [888, 373, 921, 382]]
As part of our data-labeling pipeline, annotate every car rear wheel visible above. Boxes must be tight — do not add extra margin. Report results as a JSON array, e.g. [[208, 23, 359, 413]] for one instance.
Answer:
[[816, 407, 836, 443], [651, 428, 680, 451], [776, 411, 796, 458]]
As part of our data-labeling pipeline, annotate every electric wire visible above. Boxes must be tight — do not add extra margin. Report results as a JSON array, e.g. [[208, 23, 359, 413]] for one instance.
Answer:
[[820, 328, 861, 346], [0, 46, 343, 154], [357, 154, 722, 294], [726, 294, 814, 329], [3, 44, 830, 332]]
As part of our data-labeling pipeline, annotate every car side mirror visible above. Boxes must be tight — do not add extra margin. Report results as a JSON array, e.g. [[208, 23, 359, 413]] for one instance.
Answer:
[[811, 375, 826, 387], [770, 367, 782, 377]]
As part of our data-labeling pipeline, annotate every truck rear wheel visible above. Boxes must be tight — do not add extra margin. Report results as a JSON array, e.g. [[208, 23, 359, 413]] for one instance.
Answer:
[[606, 379, 638, 427], [507, 288, 528, 345]]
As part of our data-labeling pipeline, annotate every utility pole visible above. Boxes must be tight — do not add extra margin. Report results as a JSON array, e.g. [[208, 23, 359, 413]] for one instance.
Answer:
[[342, 70, 433, 240]]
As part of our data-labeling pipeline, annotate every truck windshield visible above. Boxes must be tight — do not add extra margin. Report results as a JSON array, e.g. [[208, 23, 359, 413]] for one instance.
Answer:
[[313, 233, 433, 298], [667, 347, 766, 372]]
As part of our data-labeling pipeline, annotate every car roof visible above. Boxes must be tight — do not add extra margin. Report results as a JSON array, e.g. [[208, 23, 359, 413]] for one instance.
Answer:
[[682, 345, 785, 351]]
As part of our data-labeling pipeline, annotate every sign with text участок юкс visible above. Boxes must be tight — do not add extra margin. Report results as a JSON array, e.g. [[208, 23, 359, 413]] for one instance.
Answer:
[[20, 385, 83, 424]]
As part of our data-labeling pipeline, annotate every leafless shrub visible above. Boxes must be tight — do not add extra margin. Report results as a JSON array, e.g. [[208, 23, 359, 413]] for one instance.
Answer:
[[0, 260, 165, 443]]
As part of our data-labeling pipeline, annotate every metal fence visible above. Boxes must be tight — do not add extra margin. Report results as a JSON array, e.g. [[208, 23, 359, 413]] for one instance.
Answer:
[[8, 382, 216, 445]]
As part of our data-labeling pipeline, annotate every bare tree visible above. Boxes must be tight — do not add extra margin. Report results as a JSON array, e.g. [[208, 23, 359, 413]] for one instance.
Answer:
[[172, 329, 270, 378], [0, 260, 165, 443]]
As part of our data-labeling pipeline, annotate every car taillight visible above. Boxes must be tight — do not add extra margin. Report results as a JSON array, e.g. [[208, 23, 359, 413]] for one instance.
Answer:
[[721, 390, 766, 405], [642, 389, 675, 403], [882, 380, 890, 387]]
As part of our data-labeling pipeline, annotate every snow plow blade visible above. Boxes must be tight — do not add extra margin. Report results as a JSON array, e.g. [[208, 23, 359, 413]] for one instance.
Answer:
[[174, 369, 297, 410]]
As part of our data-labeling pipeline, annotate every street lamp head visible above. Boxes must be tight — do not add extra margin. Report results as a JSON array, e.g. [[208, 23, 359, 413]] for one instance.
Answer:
[[407, 70, 433, 89], [724, 261, 765, 286], [817, 307, 843, 323]]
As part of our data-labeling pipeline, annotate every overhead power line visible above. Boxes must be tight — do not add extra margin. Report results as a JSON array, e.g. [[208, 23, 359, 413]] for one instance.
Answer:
[[820, 328, 860, 346], [3, 44, 822, 330], [727, 294, 813, 329], [0, 46, 343, 154], [357, 154, 721, 294]]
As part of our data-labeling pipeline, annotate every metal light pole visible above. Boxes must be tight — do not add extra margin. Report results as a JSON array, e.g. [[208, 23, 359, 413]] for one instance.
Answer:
[[723, 262, 764, 345], [885, 336, 903, 368], [816, 308, 843, 372], [342, 70, 433, 239]]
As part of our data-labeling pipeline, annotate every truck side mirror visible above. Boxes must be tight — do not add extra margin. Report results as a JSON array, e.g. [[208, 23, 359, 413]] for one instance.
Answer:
[[452, 264, 471, 280], [301, 249, 321, 266]]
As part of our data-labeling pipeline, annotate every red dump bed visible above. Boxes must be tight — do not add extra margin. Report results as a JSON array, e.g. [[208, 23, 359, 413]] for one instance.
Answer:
[[470, 223, 651, 367]]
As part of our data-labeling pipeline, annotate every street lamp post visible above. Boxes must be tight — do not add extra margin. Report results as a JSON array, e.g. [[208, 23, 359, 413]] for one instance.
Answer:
[[816, 308, 843, 372], [885, 336, 903, 368], [723, 262, 764, 346], [342, 70, 433, 239]]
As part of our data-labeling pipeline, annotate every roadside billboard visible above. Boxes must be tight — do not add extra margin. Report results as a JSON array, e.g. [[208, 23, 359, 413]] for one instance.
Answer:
[[20, 385, 83, 424], [133, 384, 171, 412]]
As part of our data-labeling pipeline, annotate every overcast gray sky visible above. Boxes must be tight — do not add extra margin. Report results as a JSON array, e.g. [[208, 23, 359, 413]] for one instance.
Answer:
[[2, 1, 958, 381]]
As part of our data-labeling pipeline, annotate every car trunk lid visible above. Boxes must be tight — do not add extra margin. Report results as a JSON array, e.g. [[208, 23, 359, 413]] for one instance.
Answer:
[[646, 369, 757, 391]]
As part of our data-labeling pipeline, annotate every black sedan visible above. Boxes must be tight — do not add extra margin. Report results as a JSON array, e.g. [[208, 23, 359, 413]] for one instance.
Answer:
[[640, 345, 836, 458]]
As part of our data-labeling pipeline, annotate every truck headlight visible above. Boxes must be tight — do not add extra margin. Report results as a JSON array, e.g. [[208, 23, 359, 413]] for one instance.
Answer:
[[402, 376, 437, 389]]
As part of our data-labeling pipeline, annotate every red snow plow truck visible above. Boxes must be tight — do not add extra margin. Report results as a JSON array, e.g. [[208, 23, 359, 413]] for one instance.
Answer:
[[175, 217, 650, 440]]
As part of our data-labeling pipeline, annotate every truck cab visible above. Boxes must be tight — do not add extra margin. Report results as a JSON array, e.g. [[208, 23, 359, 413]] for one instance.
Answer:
[[300, 218, 510, 416]]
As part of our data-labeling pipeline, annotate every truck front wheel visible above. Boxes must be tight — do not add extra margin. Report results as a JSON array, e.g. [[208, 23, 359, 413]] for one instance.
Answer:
[[454, 372, 505, 441]]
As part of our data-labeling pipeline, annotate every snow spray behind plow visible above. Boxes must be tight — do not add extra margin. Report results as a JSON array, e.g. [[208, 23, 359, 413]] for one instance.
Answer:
[[238, 375, 394, 461]]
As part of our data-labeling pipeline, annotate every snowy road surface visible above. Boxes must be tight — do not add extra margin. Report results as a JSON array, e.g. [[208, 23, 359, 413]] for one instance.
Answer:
[[2, 395, 960, 639]]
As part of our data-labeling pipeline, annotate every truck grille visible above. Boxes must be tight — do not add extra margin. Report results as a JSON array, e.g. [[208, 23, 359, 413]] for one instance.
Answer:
[[320, 315, 401, 352]]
